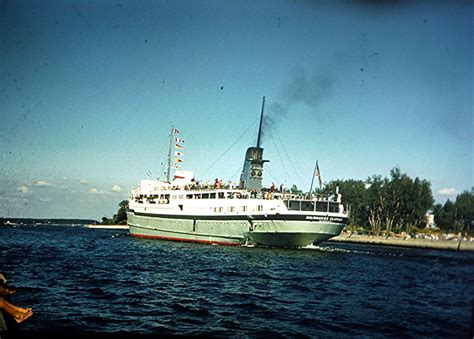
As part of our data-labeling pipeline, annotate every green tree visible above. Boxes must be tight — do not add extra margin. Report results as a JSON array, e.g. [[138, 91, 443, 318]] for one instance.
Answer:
[[432, 203, 444, 229], [366, 175, 387, 236], [318, 179, 368, 227], [432, 189, 473, 234], [363, 167, 434, 235], [437, 199, 457, 232], [290, 185, 303, 195], [102, 200, 129, 225], [412, 177, 435, 229], [101, 216, 114, 225], [454, 188, 474, 233], [384, 167, 408, 233]]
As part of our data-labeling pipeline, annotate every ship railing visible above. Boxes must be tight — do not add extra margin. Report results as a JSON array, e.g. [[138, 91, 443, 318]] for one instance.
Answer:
[[132, 189, 339, 204], [131, 185, 341, 202]]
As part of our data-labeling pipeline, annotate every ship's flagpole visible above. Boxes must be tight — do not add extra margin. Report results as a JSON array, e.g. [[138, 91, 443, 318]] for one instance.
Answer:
[[309, 160, 318, 193], [167, 125, 174, 183]]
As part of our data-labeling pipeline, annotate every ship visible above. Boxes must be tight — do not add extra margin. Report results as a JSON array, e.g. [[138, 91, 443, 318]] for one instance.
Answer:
[[127, 97, 348, 248]]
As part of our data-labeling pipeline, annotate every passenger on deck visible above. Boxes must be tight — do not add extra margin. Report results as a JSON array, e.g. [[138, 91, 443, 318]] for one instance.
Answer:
[[225, 181, 236, 189]]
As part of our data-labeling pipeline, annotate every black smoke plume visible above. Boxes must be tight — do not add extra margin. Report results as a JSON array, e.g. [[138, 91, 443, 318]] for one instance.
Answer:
[[261, 67, 337, 143]]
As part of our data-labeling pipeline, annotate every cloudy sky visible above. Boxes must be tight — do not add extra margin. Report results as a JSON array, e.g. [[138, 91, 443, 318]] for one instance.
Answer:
[[1, 0, 472, 219]]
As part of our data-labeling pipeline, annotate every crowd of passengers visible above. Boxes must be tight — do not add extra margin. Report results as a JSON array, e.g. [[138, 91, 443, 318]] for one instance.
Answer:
[[169, 178, 285, 195], [141, 178, 340, 202]]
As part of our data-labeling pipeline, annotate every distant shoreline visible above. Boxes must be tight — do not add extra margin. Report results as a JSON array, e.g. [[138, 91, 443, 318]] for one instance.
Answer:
[[328, 234, 474, 251]]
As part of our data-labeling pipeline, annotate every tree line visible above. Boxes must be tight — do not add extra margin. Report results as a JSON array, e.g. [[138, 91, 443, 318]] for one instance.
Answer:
[[432, 189, 474, 233], [315, 167, 473, 235], [0, 218, 97, 226]]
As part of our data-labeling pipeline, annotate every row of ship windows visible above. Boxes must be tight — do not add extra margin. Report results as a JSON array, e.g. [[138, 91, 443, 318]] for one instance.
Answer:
[[143, 193, 243, 201], [213, 205, 263, 213], [285, 201, 340, 213]]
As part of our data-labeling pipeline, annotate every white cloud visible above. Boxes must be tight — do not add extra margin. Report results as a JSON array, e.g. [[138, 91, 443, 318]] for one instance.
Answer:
[[35, 180, 53, 187], [88, 188, 110, 196], [79, 179, 89, 185], [112, 185, 122, 192], [438, 187, 458, 195], [18, 185, 29, 193]]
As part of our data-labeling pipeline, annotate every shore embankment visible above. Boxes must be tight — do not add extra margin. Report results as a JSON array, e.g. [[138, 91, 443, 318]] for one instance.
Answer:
[[329, 234, 474, 251]]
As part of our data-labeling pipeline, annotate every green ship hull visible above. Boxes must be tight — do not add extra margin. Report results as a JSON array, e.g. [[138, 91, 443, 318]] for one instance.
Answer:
[[127, 210, 345, 248]]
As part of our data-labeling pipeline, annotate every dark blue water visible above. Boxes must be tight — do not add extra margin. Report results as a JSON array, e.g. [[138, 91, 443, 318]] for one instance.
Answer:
[[1, 225, 473, 337]]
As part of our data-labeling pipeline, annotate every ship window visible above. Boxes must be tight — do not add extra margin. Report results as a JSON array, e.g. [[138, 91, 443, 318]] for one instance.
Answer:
[[301, 201, 315, 212], [218, 192, 225, 199], [329, 202, 339, 213], [172, 195, 177, 200], [241, 206, 247, 212], [288, 201, 301, 211], [202, 193, 209, 199], [186, 194, 193, 199], [316, 202, 327, 212], [257, 205, 263, 211], [228, 206, 235, 212], [179, 195, 184, 199], [210, 193, 216, 199]]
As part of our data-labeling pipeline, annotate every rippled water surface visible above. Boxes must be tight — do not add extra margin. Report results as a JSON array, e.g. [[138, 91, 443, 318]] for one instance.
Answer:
[[1, 225, 473, 337]]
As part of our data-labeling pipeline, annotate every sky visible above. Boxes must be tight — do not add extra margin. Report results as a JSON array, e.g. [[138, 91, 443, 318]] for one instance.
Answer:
[[1, 0, 472, 220]]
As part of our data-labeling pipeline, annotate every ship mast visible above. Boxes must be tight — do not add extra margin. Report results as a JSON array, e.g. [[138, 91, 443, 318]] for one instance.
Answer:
[[166, 126, 174, 183], [256, 96, 265, 148]]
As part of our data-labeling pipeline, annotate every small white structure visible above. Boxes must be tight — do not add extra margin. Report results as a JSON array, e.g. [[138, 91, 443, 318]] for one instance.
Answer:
[[425, 212, 436, 229]]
